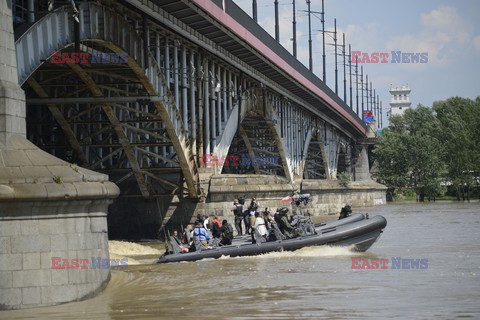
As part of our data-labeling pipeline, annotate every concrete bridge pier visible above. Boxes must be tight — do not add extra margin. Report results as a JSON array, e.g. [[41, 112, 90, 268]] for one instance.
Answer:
[[0, 0, 119, 310]]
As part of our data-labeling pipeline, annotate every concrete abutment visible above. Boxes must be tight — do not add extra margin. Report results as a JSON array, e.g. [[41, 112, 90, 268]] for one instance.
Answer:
[[0, 0, 119, 309]]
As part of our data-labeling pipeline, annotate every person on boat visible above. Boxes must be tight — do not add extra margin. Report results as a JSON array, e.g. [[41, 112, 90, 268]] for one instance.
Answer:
[[268, 215, 286, 241], [211, 216, 223, 238], [338, 205, 352, 220], [194, 214, 203, 226], [248, 197, 259, 234], [184, 224, 194, 246], [279, 208, 296, 239], [274, 208, 283, 225], [220, 219, 234, 245], [243, 208, 251, 235], [232, 199, 244, 235], [253, 211, 268, 243], [172, 230, 183, 244], [263, 208, 271, 235], [171, 230, 189, 253], [193, 221, 210, 249], [203, 215, 211, 230]]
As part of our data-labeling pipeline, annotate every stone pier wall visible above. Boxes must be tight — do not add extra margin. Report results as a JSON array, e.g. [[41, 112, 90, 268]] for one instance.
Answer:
[[0, 202, 111, 309], [301, 179, 387, 216], [155, 175, 295, 233], [0, 0, 119, 309], [159, 175, 386, 234], [197, 174, 296, 227], [0, 136, 119, 310]]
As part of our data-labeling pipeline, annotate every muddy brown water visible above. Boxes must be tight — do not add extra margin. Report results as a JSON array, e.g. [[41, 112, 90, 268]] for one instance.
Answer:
[[1, 202, 479, 319]]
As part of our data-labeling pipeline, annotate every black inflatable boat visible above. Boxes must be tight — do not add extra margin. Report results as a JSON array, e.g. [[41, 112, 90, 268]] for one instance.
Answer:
[[157, 212, 387, 264]]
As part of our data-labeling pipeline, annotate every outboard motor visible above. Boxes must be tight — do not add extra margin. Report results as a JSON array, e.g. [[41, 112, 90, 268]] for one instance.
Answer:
[[291, 213, 316, 236], [281, 193, 316, 237]]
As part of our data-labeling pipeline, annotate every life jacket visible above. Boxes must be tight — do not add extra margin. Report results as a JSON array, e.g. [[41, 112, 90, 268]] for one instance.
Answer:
[[234, 204, 243, 217], [212, 218, 222, 228]]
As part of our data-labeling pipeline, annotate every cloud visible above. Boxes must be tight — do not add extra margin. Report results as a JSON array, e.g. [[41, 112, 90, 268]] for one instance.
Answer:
[[337, 22, 383, 53], [420, 5, 471, 43], [385, 5, 473, 67], [474, 36, 480, 52]]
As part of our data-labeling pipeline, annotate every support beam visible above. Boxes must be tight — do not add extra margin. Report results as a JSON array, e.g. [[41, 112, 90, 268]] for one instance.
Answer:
[[27, 77, 89, 167], [27, 95, 186, 104], [238, 126, 260, 174], [67, 63, 151, 198]]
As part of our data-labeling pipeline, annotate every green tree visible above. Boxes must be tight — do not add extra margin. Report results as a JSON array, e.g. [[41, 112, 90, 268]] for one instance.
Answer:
[[433, 97, 480, 200], [374, 106, 445, 201], [374, 115, 410, 191]]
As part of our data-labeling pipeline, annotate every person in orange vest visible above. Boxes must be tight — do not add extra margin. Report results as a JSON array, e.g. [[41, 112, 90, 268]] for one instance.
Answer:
[[211, 216, 223, 238]]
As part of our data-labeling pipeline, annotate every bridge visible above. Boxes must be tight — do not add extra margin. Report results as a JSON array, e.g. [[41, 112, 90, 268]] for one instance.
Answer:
[[0, 0, 386, 309], [14, 0, 382, 235]]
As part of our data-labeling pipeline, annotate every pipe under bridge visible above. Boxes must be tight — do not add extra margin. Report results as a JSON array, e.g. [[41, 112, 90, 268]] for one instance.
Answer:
[[13, 0, 379, 236]]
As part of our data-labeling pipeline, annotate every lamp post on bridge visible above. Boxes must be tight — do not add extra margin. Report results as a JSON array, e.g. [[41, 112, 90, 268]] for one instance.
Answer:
[[292, 0, 297, 58], [318, 19, 338, 94], [380, 101, 383, 128], [369, 81, 373, 121], [321, 0, 326, 82], [274, 0, 279, 41], [361, 66, 364, 116], [349, 44, 353, 109], [342, 33, 346, 103], [307, 0, 327, 82], [377, 94, 380, 129], [334, 18, 337, 95], [355, 59, 359, 115], [306, 0, 313, 71], [365, 74, 369, 117]]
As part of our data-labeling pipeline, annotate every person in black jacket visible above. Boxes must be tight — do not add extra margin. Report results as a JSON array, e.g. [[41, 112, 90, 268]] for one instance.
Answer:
[[232, 199, 244, 235], [220, 220, 234, 245], [338, 205, 352, 220]]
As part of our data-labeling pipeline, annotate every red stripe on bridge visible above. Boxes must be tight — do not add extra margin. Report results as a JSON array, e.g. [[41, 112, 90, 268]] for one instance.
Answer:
[[193, 0, 367, 136]]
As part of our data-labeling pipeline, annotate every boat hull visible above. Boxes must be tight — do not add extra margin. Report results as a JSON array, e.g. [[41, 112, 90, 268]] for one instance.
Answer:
[[157, 214, 387, 264]]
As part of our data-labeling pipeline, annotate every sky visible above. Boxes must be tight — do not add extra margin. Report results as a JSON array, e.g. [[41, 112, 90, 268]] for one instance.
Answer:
[[232, 0, 480, 128]]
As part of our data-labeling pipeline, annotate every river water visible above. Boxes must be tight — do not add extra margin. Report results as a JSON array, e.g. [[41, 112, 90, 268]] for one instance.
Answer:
[[1, 202, 479, 319]]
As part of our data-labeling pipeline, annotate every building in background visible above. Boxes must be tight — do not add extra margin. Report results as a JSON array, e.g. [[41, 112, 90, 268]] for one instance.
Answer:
[[389, 84, 411, 117]]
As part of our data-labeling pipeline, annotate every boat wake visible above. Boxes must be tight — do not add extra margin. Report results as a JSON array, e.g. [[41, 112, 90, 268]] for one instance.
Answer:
[[218, 245, 361, 261], [108, 240, 163, 265], [109, 240, 163, 255]]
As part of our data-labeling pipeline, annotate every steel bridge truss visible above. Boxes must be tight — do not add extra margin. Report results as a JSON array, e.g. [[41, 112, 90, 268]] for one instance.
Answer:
[[17, 1, 360, 199]]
